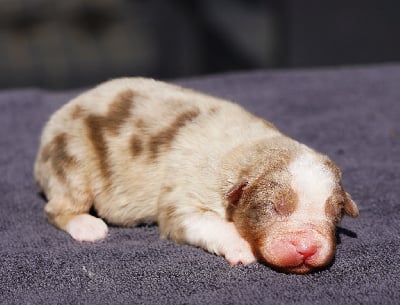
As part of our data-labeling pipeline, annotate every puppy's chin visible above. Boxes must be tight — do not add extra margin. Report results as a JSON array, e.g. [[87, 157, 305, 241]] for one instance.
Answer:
[[270, 263, 327, 274]]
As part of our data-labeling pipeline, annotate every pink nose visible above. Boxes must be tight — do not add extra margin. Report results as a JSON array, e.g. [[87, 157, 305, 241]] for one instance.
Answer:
[[293, 239, 318, 259], [267, 232, 321, 268]]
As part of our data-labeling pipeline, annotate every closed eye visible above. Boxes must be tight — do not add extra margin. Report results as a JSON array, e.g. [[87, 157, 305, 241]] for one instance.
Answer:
[[257, 201, 275, 214], [260, 200, 274, 208]]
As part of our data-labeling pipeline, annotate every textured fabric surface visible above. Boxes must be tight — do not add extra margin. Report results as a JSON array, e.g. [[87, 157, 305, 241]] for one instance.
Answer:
[[1, 65, 399, 304]]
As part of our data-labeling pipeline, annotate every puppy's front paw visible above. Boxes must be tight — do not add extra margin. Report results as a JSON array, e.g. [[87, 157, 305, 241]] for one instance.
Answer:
[[65, 214, 108, 242], [222, 237, 257, 266]]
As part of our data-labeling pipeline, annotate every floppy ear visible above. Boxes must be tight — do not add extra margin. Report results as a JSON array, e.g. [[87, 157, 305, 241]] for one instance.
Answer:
[[226, 180, 248, 207], [343, 192, 359, 218]]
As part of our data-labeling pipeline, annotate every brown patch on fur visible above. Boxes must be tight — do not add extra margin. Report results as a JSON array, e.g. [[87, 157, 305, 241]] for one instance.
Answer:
[[148, 108, 200, 159], [106, 90, 135, 135], [325, 196, 340, 222], [85, 116, 110, 178], [325, 193, 345, 223], [130, 135, 143, 158], [40, 143, 52, 163], [323, 158, 357, 221], [324, 158, 342, 182], [273, 186, 298, 216], [71, 105, 84, 120], [324, 158, 358, 218], [41, 133, 78, 181], [135, 119, 146, 131], [228, 146, 296, 255], [226, 146, 294, 219], [85, 89, 134, 179]]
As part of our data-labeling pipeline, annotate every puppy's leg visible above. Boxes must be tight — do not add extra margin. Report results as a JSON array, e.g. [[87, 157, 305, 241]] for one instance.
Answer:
[[184, 212, 256, 265], [40, 162, 108, 242], [35, 133, 108, 242], [45, 194, 108, 242], [159, 208, 256, 265]]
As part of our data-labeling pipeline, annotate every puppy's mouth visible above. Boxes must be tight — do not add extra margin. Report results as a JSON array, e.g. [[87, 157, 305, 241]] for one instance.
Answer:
[[279, 262, 318, 274]]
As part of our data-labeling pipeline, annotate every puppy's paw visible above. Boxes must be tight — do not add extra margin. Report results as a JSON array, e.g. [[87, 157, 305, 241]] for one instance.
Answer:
[[65, 214, 108, 242], [215, 225, 256, 265], [223, 239, 257, 266]]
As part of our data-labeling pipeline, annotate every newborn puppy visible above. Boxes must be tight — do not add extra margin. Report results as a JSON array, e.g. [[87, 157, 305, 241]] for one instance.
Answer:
[[34, 78, 358, 274]]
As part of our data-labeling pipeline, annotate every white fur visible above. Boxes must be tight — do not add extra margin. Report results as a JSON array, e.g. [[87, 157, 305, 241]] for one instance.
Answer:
[[65, 214, 108, 242], [181, 213, 256, 265], [288, 149, 335, 221]]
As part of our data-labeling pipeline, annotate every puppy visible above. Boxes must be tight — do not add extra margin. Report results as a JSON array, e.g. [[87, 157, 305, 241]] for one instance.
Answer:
[[34, 78, 358, 274]]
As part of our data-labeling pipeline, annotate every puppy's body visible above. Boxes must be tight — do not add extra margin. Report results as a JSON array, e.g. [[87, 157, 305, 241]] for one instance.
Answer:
[[34, 78, 358, 273]]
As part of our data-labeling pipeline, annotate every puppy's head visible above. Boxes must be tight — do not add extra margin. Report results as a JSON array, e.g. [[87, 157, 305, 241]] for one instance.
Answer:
[[227, 148, 358, 274]]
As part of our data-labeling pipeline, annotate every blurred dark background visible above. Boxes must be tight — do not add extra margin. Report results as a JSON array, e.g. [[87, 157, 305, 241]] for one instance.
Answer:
[[1, 0, 399, 89]]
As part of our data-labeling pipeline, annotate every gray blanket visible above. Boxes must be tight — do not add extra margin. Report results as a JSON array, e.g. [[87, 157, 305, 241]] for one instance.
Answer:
[[1, 65, 399, 304]]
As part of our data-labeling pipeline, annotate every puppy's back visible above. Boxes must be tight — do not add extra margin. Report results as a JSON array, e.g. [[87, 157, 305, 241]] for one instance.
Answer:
[[34, 78, 280, 226]]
